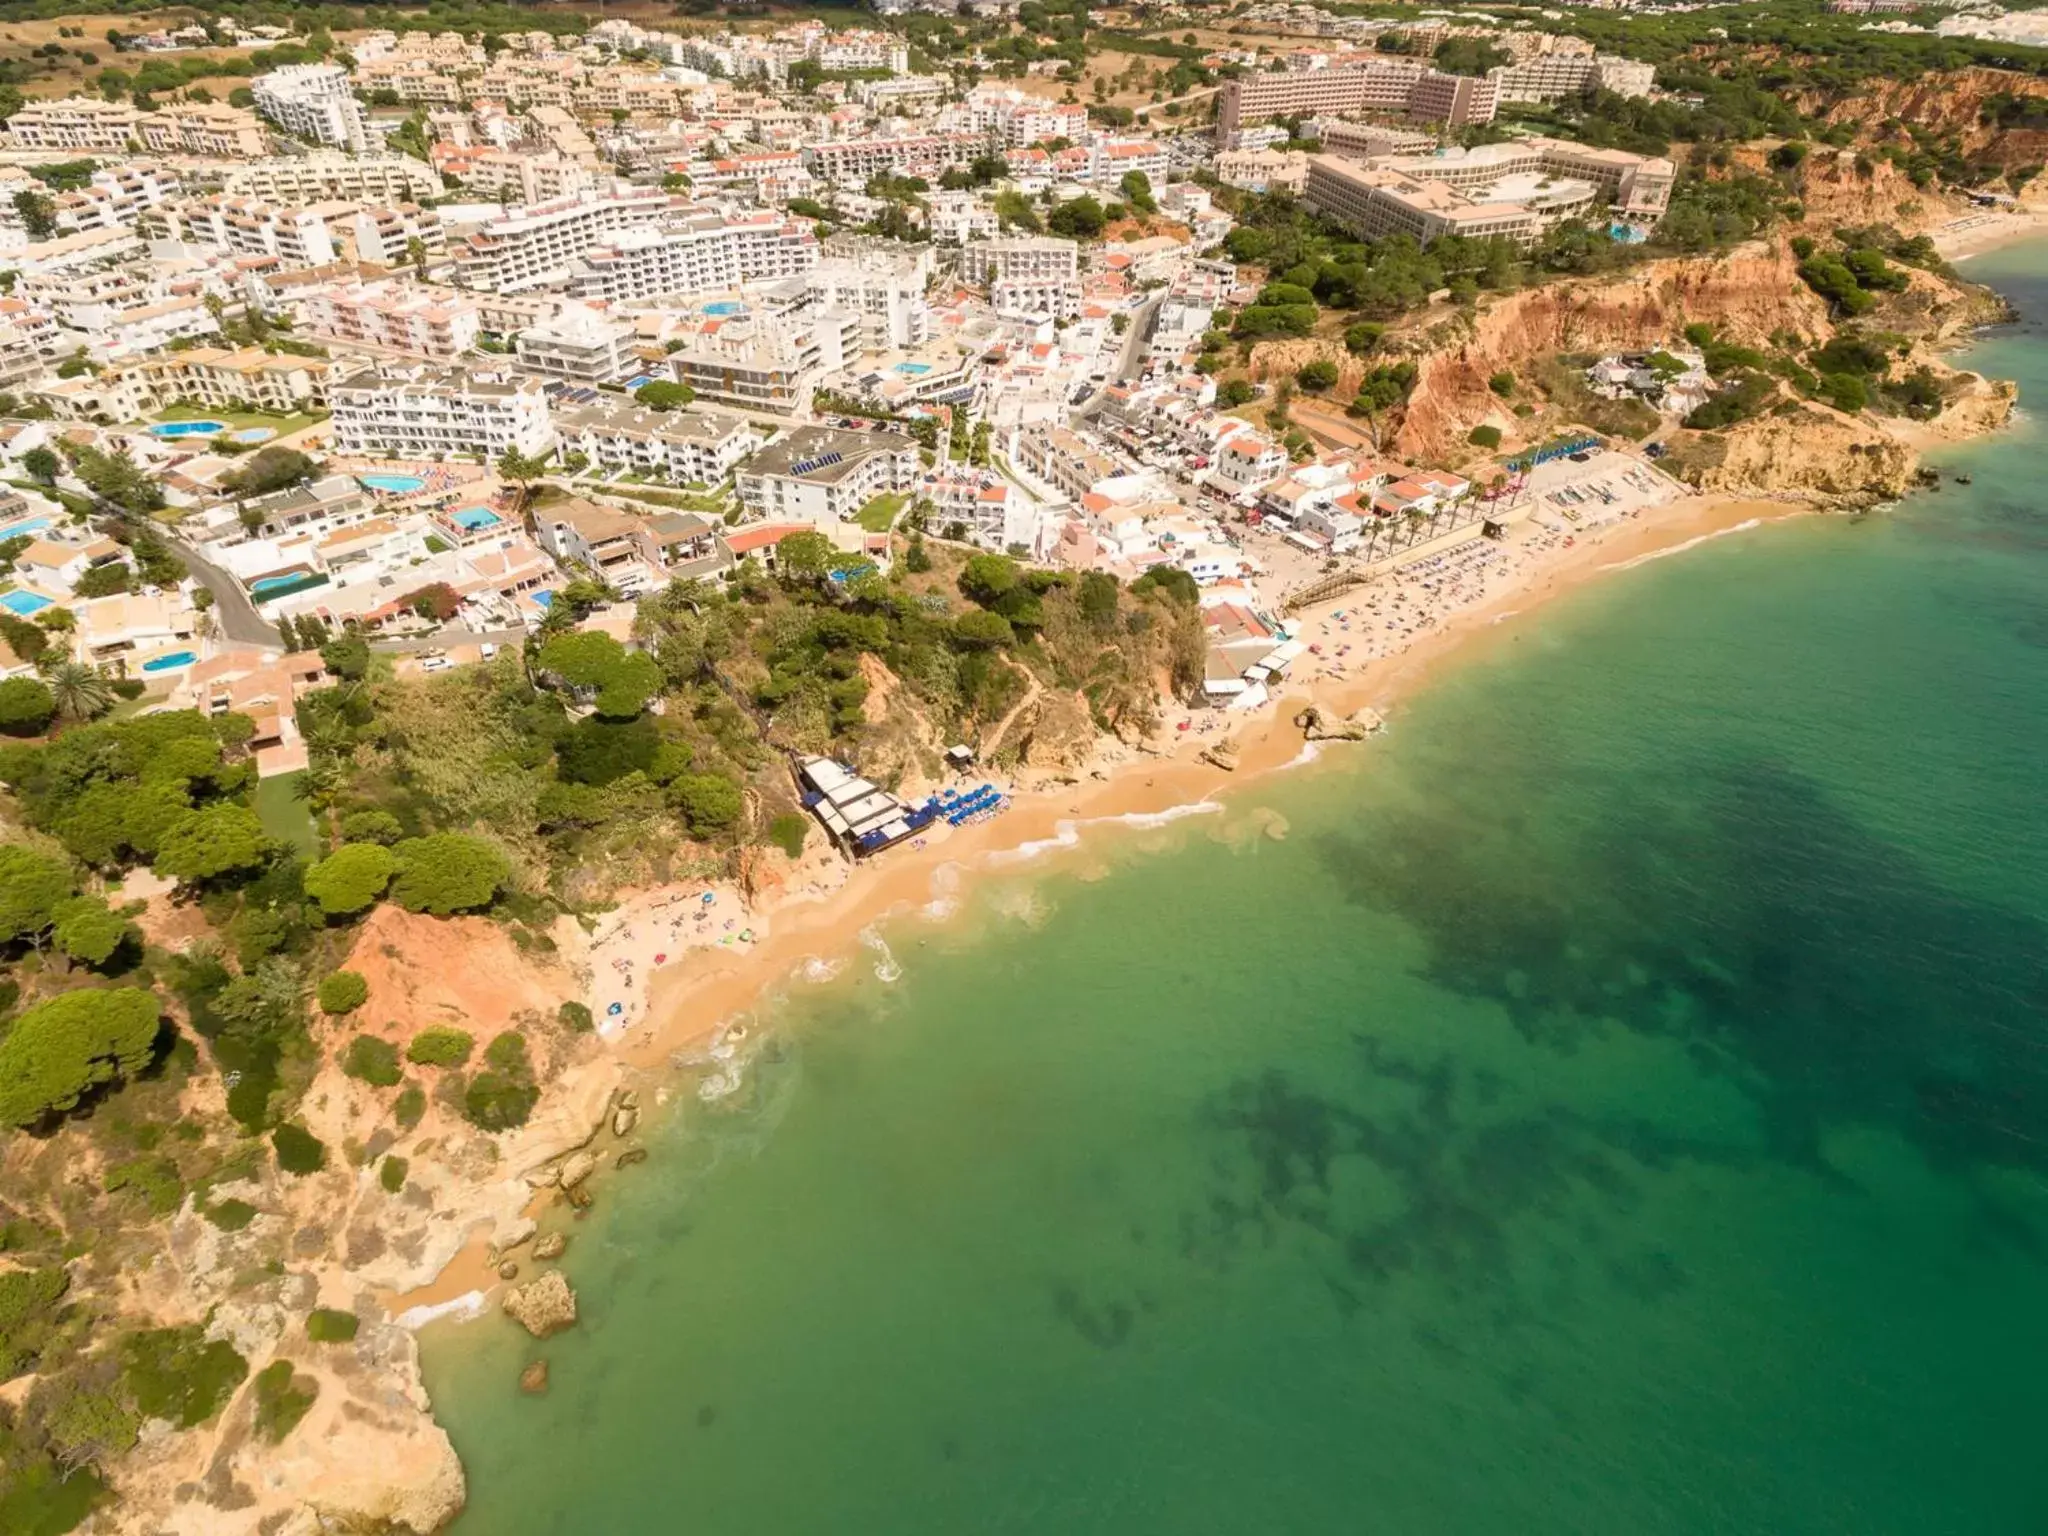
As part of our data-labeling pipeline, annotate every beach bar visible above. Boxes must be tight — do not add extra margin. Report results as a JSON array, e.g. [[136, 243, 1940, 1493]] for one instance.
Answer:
[[796, 756, 938, 856]]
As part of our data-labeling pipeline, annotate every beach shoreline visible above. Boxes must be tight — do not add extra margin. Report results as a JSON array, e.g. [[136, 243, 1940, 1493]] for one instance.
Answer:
[[391, 485, 1806, 1317]]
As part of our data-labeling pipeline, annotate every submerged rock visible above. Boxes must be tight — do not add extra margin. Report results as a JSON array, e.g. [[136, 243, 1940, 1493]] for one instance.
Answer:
[[497, 1260, 519, 1281], [564, 1183, 594, 1211], [533, 1232, 567, 1261], [519, 1359, 550, 1395], [502, 1271, 577, 1338], [615, 1148, 648, 1170], [612, 1106, 638, 1138], [556, 1150, 597, 1190]]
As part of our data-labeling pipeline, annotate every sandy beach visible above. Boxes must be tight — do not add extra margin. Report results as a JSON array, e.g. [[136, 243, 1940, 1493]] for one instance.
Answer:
[[389, 484, 1802, 1318], [1935, 207, 2045, 262]]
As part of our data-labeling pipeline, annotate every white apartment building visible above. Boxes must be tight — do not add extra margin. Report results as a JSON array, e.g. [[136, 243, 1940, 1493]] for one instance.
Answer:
[[1090, 140, 1172, 191], [434, 147, 594, 204], [924, 190, 1002, 244], [959, 235, 1080, 286], [854, 75, 948, 112], [449, 188, 676, 293], [555, 400, 765, 485], [252, 64, 370, 151], [225, 153, 446, 205], [566, 213, 819, 304], [804, 239, 933, 352], [329, 366, 556, 460], [514, 303, 639, 384], [52, 166, 183, 236], [991, 276, 1082, 322], [960, 86, 1089, 147], [297, 278, 483, 358], [736, 423, 921, 527]]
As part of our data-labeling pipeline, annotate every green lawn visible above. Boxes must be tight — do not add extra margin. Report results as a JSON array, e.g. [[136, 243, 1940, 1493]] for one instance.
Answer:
[[853, 492, 909, 532], [254, 772, 321, 859]]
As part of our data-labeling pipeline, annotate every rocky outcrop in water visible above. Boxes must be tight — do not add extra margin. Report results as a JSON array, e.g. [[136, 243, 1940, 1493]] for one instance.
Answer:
[[502, 1271, 577, 1338], [1295, 706, 1385, 742]]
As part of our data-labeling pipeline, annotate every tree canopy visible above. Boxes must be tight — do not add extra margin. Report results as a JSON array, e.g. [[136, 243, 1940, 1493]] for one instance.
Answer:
[[534, 631, 663, 718], [388, 833, 510, 915], [303, 842, 397, 918], [153, 805, 270, 884], [0, 986, 160, 1126]]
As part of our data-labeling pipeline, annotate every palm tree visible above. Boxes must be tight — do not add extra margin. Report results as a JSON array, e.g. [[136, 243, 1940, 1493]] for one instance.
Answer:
[[42, 661, 113, 722]]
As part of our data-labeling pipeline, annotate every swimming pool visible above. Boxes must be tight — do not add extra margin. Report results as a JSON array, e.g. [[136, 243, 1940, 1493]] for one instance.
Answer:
[[704, 301, 747, 317], [892, 362, 933, 376], [0, 590, 53, 616], [0, 515, 52, 540], [231, 427, 275, 445], [359, 473, 428, 494], [249, 572, 327, 598], [140, 650, 197, 673], [150, 420, 226, 438], [450, 506, 501, 530], [529, 589, 555, 610]]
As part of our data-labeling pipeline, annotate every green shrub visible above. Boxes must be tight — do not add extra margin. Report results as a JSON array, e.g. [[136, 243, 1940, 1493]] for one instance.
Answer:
[[462, 1032, 538, 1132], [341, 1035, 401, 1088], [0, 1265, 68, 1380], [388, 833, 510, 915], [393, 1083, 426, 1129], [768, 813, 808, 859], [203, 1198, 257, 1232], [271, 1123, 326, 1175], [304, 844, 396, 918], [380, 1154, 408, 1193], [1487, 371, 1515, 397], [557, 1001, 593, 1034], [315, 970, 368, 1016], [305, 1308, 359, 1343], [404, 1026, 473, 1067], [0, 987, 161, 1128], [1468, 424, 1502, 449], [252, 1359, 317, 1443], [105, 1155, 183, 1216], [120, 1325, 247, 1428]]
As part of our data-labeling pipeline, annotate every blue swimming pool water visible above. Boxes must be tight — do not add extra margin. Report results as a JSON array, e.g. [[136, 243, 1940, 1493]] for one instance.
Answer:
[[0, 590, 52, 616], [249, 572, 329, 599], [530, 589, 554, 610], [231, 427, 275, 445], [704, 301, 747, 316], [0, 516, 52, 539], [359, 473, 428, 494], [893, 361, 933, 376], [140, 650, 196, 673], [451, 506, 501, 530], [150, 420, 226, 438]]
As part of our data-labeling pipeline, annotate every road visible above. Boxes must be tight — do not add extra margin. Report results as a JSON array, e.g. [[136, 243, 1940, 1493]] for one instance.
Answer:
[[160, 531, 280, 650], [1074, 292, 1165, 422]]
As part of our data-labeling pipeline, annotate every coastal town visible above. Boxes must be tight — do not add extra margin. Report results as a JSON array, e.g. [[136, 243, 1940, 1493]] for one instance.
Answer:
[[0, 0, 2034, 1531]]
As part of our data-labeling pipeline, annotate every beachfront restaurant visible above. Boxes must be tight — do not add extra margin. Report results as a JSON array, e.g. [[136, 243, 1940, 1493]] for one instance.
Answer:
[[797, 755, 935, 856]]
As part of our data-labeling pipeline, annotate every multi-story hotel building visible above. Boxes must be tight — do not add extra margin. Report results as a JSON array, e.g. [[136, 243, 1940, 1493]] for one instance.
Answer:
[[1302, 137, 1673, 248], [959, 236, 1080, 286], [4, 97, 147, 152], [802, 239, 933, 352], [667, 312, 859, 414], [736, 423, 921, 527], [513, 303, 640, 384], [800, 134, 980, 186], [225, 152, 445, 205], [448, 188, 675, 293], [566, 213, 820, 304], [554, 400, 765, 485], [1216, 60, 1497, 136], [136, 103, 270, 157], [252, 64, 370, 151], [329, 366, 556, 460], [1487, 51, 1655, 104], [297, 278, 483, 359]]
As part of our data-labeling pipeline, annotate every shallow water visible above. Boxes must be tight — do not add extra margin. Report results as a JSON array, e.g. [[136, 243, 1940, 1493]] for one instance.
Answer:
[[421, 241, 2048, 1535]]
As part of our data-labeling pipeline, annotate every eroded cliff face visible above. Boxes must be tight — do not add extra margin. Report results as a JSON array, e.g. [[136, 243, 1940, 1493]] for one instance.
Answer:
[[1795, 67, 2048, 168], [1387, 239, 2012, 497], [1394, 247, 1831, 464], [82, 907, 622, 1536]]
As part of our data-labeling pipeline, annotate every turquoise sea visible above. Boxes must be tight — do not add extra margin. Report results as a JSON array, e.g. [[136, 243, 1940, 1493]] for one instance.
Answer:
[[422, 241, 2048, 1535]]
